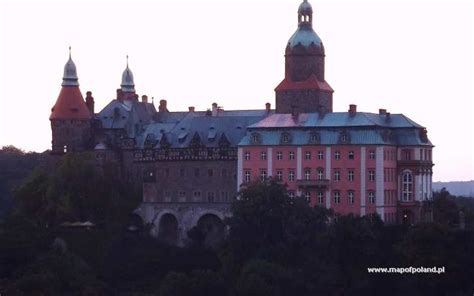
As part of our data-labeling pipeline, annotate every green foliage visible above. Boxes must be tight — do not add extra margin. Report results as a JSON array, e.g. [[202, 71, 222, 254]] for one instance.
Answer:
[[159, 270, 226, 296]]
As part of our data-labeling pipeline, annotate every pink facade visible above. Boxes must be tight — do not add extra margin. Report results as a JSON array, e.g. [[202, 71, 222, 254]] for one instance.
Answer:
[[239, 141, 433, 224]]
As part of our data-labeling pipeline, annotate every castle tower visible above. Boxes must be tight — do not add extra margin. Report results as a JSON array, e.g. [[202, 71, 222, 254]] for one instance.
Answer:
[[117, 56, 138, 101], [50, 48, 93, 154], [275, 0, 333, 114]]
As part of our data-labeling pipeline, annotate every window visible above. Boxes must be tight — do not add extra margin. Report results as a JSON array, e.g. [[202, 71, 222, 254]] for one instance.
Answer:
[[244, 151, 251, 160], [304, 169, 311, 180], [348, 191, 355, 204], [305, 151, 311, 160], [348, 151, 354, 160], [179, 168, 185, 177], [165, 168, 170, 177], [368, 191, 375, 204], [164, 191, 172, 202], [348, 170, 355, 181], [334, 169, 341, 181], [221, 191, 229, 202], [251, 133, 261, 144], [310, 132, 320, 144], [403, 150, 412, 160], [193, 191, 201, 202], [368, 170, 375, 182], [304, 191, 311, 202], [276, 170, 283, 181], [289, 151, 295, 160], [179, 191, 186, 202], [222, 169, 227, 178], [402, 171, 413, 201], [63, 145, 68, 153], [288, 170, 295, 182], [194, 168, 200, 177], [369, 150, 376, 160], [317, 192, 324, 205], [208, 169, 213, 177], [244, 170, 251, 182], [276, 151, 283, 160], [260, 151, 267, 160], [260, 170, 267, 182], [288, 191, 295, 198], [317, 168, 324, 180], [334, 151, 341, 160], [207, 192, 215, 202], [318, 151, 324, 160], [334, 191, 341, 204], [281, 133, 291, 143]]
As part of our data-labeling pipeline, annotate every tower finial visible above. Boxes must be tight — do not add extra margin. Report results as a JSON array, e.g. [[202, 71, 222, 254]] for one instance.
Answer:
[[69, 46, 72, 59], [126, 54, 129, 68]]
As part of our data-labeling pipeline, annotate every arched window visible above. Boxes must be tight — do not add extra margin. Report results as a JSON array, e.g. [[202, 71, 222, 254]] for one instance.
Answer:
[[402, 171, 413, 201], [304, 169, 311, 180]]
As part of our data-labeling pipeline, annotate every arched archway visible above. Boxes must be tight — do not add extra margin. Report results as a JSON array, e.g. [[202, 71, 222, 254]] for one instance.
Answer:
[[158, 213, 178, 245], [197, 214, 225, 248]]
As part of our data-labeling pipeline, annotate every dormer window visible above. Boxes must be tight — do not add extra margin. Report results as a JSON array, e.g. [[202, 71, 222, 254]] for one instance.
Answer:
[[309, 132, 320, 144], [339, 131, 350, 144], [280, 132, 291, 144], [63, 145, 68, 153], [251, 132, 261, 144]]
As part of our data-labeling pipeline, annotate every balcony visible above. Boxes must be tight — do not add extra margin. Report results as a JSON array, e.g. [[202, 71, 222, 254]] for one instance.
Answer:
[[397, 160, 433, 169], [296, 179, 330, 189]]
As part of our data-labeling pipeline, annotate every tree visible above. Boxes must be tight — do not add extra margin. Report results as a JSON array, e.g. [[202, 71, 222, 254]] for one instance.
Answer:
[[432, 188, 459, 226]]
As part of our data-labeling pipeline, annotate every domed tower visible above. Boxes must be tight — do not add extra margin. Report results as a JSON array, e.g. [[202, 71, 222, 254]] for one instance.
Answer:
[[275, 0, 333, 114], [117, 56, 138, 101], [50, 48, 93, 154]]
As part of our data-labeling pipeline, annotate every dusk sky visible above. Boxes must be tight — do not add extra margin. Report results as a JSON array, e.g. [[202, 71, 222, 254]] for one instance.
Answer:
[[0, 0, 472, 182]]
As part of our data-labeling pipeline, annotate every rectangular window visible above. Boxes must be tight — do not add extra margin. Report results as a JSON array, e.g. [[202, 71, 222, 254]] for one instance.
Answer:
[[260, 151, 267, 160], [179, 168, 185, 177], [289, 151, 295, 160], [288, 191, 295, 198], [334, 191, 340, 204], [165, 168, 170, 177], [334, 169, 341, 181], [221, 191, 229, 202], [208, 169, 213, 177], [317, 192, 324, 204], [222, 169, 227, 178], [288, 170, 295, 182], [318, 151, 324, 160], [193, 191, 201, 202], [348, 169, 355, 181], [305, 151, 311, 160], [194, 168, 200, 177], [348, 151, 355, 160], [244, 170, 251, 182], [348, 191, 355, 204], [244, 151, 251, 160], [368, 191, 375, 204], [317, 168, 324, 180], [276, 170, 283, 181], [260, 170, 267, 182], [164, 191, 172, 202], [304, 191, 311, 202], [304, 169, 311, 180], [369, 150, 376, 160], [368, 169, 375, 182], [179, 191, 186, 202], [207, 192, 215, 202], [334, 151, 341, 160], [276, 151, 283, 160]]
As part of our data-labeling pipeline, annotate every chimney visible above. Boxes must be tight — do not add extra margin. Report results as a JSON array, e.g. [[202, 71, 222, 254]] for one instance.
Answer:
[[348, 104, 357, 115], [379, 108, 387, 115], [265, 102, 271, 112], [159, 100, 168, 112], [141, 95, 148, 103], [85, 91, 95, 114], [212, 102, 218, 116], [116, 88, 123, 101], [188, 106, 195, 112], [385, 112, 391, 122]]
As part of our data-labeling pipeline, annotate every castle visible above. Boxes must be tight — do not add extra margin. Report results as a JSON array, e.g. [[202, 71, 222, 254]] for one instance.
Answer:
[[50, 0, 434, 246]]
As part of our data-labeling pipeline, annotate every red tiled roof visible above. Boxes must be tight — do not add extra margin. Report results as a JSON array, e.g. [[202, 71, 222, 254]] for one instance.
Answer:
[[50, 87, 92, 120], [275, 74, 333, 92]]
